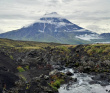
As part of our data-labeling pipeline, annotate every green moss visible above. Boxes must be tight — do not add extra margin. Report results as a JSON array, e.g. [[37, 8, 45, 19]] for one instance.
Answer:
[[52, 80, 60, 88], [9, 55, 13, 60], [25, 65, 29, 70], [50, 79, 64, 91], [17, 66, 25, 72]]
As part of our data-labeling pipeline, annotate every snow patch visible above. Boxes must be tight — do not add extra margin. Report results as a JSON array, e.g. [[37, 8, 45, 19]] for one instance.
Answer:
[[38, 30, 44, 33], [34, 19, 73, 27], [56, 22, 73, 28]]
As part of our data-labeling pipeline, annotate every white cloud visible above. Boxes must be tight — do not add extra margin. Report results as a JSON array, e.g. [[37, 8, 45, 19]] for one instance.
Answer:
[[0, 0, 110, 33], [76, 34, 101, 41]]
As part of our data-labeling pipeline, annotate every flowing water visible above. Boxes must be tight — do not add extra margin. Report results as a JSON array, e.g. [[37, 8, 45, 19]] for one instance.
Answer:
[[59, 68, 110, 93]]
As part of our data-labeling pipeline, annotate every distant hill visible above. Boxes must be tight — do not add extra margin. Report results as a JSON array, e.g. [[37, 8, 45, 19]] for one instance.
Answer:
[[100, 33, 110, 39]]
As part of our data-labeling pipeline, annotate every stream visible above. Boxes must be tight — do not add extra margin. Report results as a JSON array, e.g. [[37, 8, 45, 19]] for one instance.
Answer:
[[59, 68, 110, 93]]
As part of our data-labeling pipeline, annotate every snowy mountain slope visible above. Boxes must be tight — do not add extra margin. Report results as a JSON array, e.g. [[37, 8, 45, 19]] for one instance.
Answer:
[[0, 12, 105, 44]]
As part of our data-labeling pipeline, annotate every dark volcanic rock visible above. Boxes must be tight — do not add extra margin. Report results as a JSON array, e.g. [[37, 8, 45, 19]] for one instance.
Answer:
[[0, 51, 17, 73], [0, 71, 19, 92], [66, 71, 73, 76]]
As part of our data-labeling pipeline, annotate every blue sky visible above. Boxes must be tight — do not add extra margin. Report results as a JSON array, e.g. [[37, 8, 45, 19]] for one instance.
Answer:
[[0, 0, 110, 33]]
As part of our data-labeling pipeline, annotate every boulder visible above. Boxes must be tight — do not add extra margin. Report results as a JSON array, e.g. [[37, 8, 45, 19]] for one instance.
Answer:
[[66, 71, 73, 76], [73, 78, 77, 82]]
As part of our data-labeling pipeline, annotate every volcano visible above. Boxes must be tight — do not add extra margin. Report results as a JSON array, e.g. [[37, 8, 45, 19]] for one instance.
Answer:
[[0, 12, 101, 44]]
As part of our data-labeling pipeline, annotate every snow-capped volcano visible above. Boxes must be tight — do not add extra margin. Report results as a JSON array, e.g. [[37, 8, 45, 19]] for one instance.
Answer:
[[33, 12, 95, 34], [0, 12, 103, 44]]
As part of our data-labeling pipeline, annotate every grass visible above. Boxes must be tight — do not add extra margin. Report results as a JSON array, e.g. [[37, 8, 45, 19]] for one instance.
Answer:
[[0, 38, 70, 53], [83, 44, 110, 60], [84, 44, 110, 53], [0, 38, 57, 48]]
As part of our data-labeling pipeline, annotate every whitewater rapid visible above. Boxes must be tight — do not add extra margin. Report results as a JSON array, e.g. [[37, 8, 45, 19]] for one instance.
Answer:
[[59, 68, 110, 93]]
